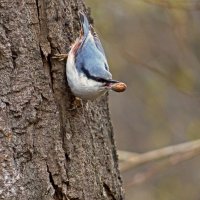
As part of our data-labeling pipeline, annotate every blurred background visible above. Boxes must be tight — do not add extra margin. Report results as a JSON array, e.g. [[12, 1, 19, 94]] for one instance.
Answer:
[[85, 0, 200, 199]]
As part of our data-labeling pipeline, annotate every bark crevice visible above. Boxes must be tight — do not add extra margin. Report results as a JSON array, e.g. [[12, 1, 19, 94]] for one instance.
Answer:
[[103, 183, 117, 200], [47, 54, 54, 92], [47, 164, 63, 200]]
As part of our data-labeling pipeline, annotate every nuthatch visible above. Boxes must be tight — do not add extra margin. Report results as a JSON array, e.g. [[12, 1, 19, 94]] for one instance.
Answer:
[[54, 12, 127, 100]]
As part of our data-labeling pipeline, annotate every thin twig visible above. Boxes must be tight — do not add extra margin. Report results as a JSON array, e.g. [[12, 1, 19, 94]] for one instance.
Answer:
[[118, 139, 200, 172], [125, 149, 200, 188], [143, 0, 200, 11]]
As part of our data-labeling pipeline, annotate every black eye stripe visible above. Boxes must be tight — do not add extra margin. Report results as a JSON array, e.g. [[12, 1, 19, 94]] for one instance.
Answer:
[[104, 63, 108, 70], [81, 66, 106, 82], [80, 65, 119, 84]]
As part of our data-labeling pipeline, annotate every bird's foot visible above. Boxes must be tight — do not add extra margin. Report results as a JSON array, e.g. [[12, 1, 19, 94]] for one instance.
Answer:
[[52, 53, 68, 61], [68, 97, 83, 110]]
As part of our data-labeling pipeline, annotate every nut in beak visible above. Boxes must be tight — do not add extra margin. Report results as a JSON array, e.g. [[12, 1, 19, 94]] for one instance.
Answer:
[[111, 82, 127, 92]]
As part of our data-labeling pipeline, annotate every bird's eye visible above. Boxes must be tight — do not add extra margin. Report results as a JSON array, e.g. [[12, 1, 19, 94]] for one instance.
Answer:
[[104, 63, 108, 70]]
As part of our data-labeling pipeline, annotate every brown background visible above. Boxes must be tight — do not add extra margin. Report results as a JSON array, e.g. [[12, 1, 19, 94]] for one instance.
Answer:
[[86, 0, 200, 199]]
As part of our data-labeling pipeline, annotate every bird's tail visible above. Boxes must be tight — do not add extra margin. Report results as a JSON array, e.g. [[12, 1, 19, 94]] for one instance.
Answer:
[[79, 11, 90, 38]]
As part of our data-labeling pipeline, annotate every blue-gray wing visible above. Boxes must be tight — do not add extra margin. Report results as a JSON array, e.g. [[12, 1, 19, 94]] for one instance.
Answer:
[[78, 12, 106, 58], [75, 36, 112, 81], [90, 25, 106, 57]]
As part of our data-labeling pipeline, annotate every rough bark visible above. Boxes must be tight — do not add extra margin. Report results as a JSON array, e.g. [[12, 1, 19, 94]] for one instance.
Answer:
[[0, 0, 124, 200]]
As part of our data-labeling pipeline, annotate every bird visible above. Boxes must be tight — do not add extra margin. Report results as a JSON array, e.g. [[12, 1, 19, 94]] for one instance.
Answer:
[[53, 12, 126, 101]]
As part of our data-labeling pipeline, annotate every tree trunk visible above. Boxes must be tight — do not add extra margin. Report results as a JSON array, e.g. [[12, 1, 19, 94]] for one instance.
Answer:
[[0, 0, 124, 200]]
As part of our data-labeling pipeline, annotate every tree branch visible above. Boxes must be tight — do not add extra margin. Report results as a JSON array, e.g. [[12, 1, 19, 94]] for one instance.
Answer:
[[118, 139, 200, 172]]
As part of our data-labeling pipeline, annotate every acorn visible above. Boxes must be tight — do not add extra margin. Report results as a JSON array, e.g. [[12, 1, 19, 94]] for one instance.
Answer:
[[111, 82, 127, 92]]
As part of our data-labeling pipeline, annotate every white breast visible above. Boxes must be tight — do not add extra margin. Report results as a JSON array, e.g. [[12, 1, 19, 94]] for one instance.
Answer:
[[66, 50, 106, 100]]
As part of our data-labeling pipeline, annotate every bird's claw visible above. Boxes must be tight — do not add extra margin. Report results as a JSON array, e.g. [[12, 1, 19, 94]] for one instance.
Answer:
[[52, 53, 68, 61], [68, 97, 83, 110]]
